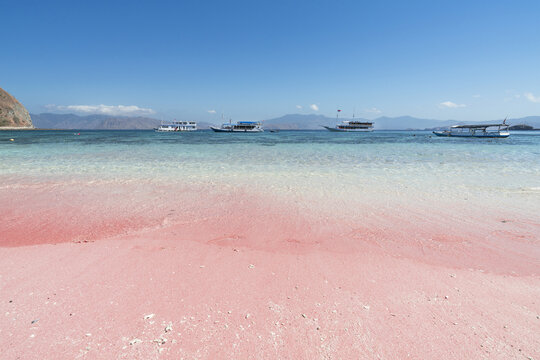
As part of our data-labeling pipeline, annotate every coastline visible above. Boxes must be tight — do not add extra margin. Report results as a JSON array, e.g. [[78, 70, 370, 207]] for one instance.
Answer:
[[0, 126, 35, 130]]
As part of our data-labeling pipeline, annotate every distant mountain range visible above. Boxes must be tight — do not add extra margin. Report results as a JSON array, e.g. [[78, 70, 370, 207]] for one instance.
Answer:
[[30, 112, 540, 130], [31, 113, 160, 129], [31, 113, 214, 130]]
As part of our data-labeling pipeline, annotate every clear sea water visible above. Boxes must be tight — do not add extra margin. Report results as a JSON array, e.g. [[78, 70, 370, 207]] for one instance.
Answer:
[[1, 130, 539, 215]]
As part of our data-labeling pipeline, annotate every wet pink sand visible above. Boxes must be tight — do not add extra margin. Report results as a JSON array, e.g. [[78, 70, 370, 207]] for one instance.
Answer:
[[1, 182, 539, 359]]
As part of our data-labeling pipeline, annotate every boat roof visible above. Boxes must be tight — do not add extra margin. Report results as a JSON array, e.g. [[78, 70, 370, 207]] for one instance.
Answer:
[[237, 121, 260, 124], [451, 123, 507, 128]]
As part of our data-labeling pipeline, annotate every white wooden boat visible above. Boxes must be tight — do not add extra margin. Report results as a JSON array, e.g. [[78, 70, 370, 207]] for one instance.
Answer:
[[155, 121, 197, 132], [323, 120, 374, 132], [211, 121, 263, 132], [323, 110, 374, 132]]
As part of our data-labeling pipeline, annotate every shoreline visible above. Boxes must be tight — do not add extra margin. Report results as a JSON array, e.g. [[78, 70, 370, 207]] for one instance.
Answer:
[[0, 126, 35, 130]]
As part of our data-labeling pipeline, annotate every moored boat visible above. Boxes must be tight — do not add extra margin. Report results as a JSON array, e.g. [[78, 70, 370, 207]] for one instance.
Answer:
[[210, 121, 263, 132], [155, 121, 197, 132], [323, 109, 374, 132], [433, 120, 510, 138], [323, 120, 374, 132]]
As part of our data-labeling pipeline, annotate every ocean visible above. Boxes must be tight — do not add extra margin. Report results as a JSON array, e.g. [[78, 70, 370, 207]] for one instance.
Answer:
[[2, 129, 539, 208]]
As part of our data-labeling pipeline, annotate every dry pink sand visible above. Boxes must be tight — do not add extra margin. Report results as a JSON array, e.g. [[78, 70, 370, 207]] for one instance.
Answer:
[[1, 182, 539, 359]]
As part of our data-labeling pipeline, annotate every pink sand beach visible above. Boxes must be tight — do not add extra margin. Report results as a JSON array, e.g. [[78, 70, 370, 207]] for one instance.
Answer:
[[1, 170, 538, 359], [3, 0, 540, 357]]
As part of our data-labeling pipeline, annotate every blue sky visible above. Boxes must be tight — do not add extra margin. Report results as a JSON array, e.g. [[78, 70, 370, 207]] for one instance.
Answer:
[[2, 0, 540, 122]]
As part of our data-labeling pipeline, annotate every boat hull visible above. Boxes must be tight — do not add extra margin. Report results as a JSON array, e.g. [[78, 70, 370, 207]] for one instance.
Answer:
[[154, 129, 196, 132], [210, 127, 264, 133], [323, 126, 373, 132], [433, 131, 509, 138]]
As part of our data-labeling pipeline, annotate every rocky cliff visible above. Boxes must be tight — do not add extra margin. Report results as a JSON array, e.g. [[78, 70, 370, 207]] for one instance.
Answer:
[[0, 87, 33, 128]]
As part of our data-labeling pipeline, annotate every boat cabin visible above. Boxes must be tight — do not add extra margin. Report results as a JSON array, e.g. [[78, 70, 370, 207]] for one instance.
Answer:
[[336, 121, 374, 130]]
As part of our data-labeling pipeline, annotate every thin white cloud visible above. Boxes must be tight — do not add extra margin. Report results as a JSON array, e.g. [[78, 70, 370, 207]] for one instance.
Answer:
[[47, 104, 155, 116], [310, 104, 319, 111], [365, 107, 382, 114], [439, 101, 466, 108], [296, 105, 303, 109], [472, 94, 481, 98], [207, 110, 217, 114], [524, 92, 540, 103], [503, 94, 521, 102]]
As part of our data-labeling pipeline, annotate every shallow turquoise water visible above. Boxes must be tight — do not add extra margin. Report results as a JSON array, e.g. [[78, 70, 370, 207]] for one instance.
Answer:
[[1, 129, 539, 230], [1, 130, 539, 204], [2, 130, 538, 172]]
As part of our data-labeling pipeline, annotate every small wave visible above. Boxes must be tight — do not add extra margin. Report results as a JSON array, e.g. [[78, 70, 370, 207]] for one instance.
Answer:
[[519, 187, 540, 193]]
